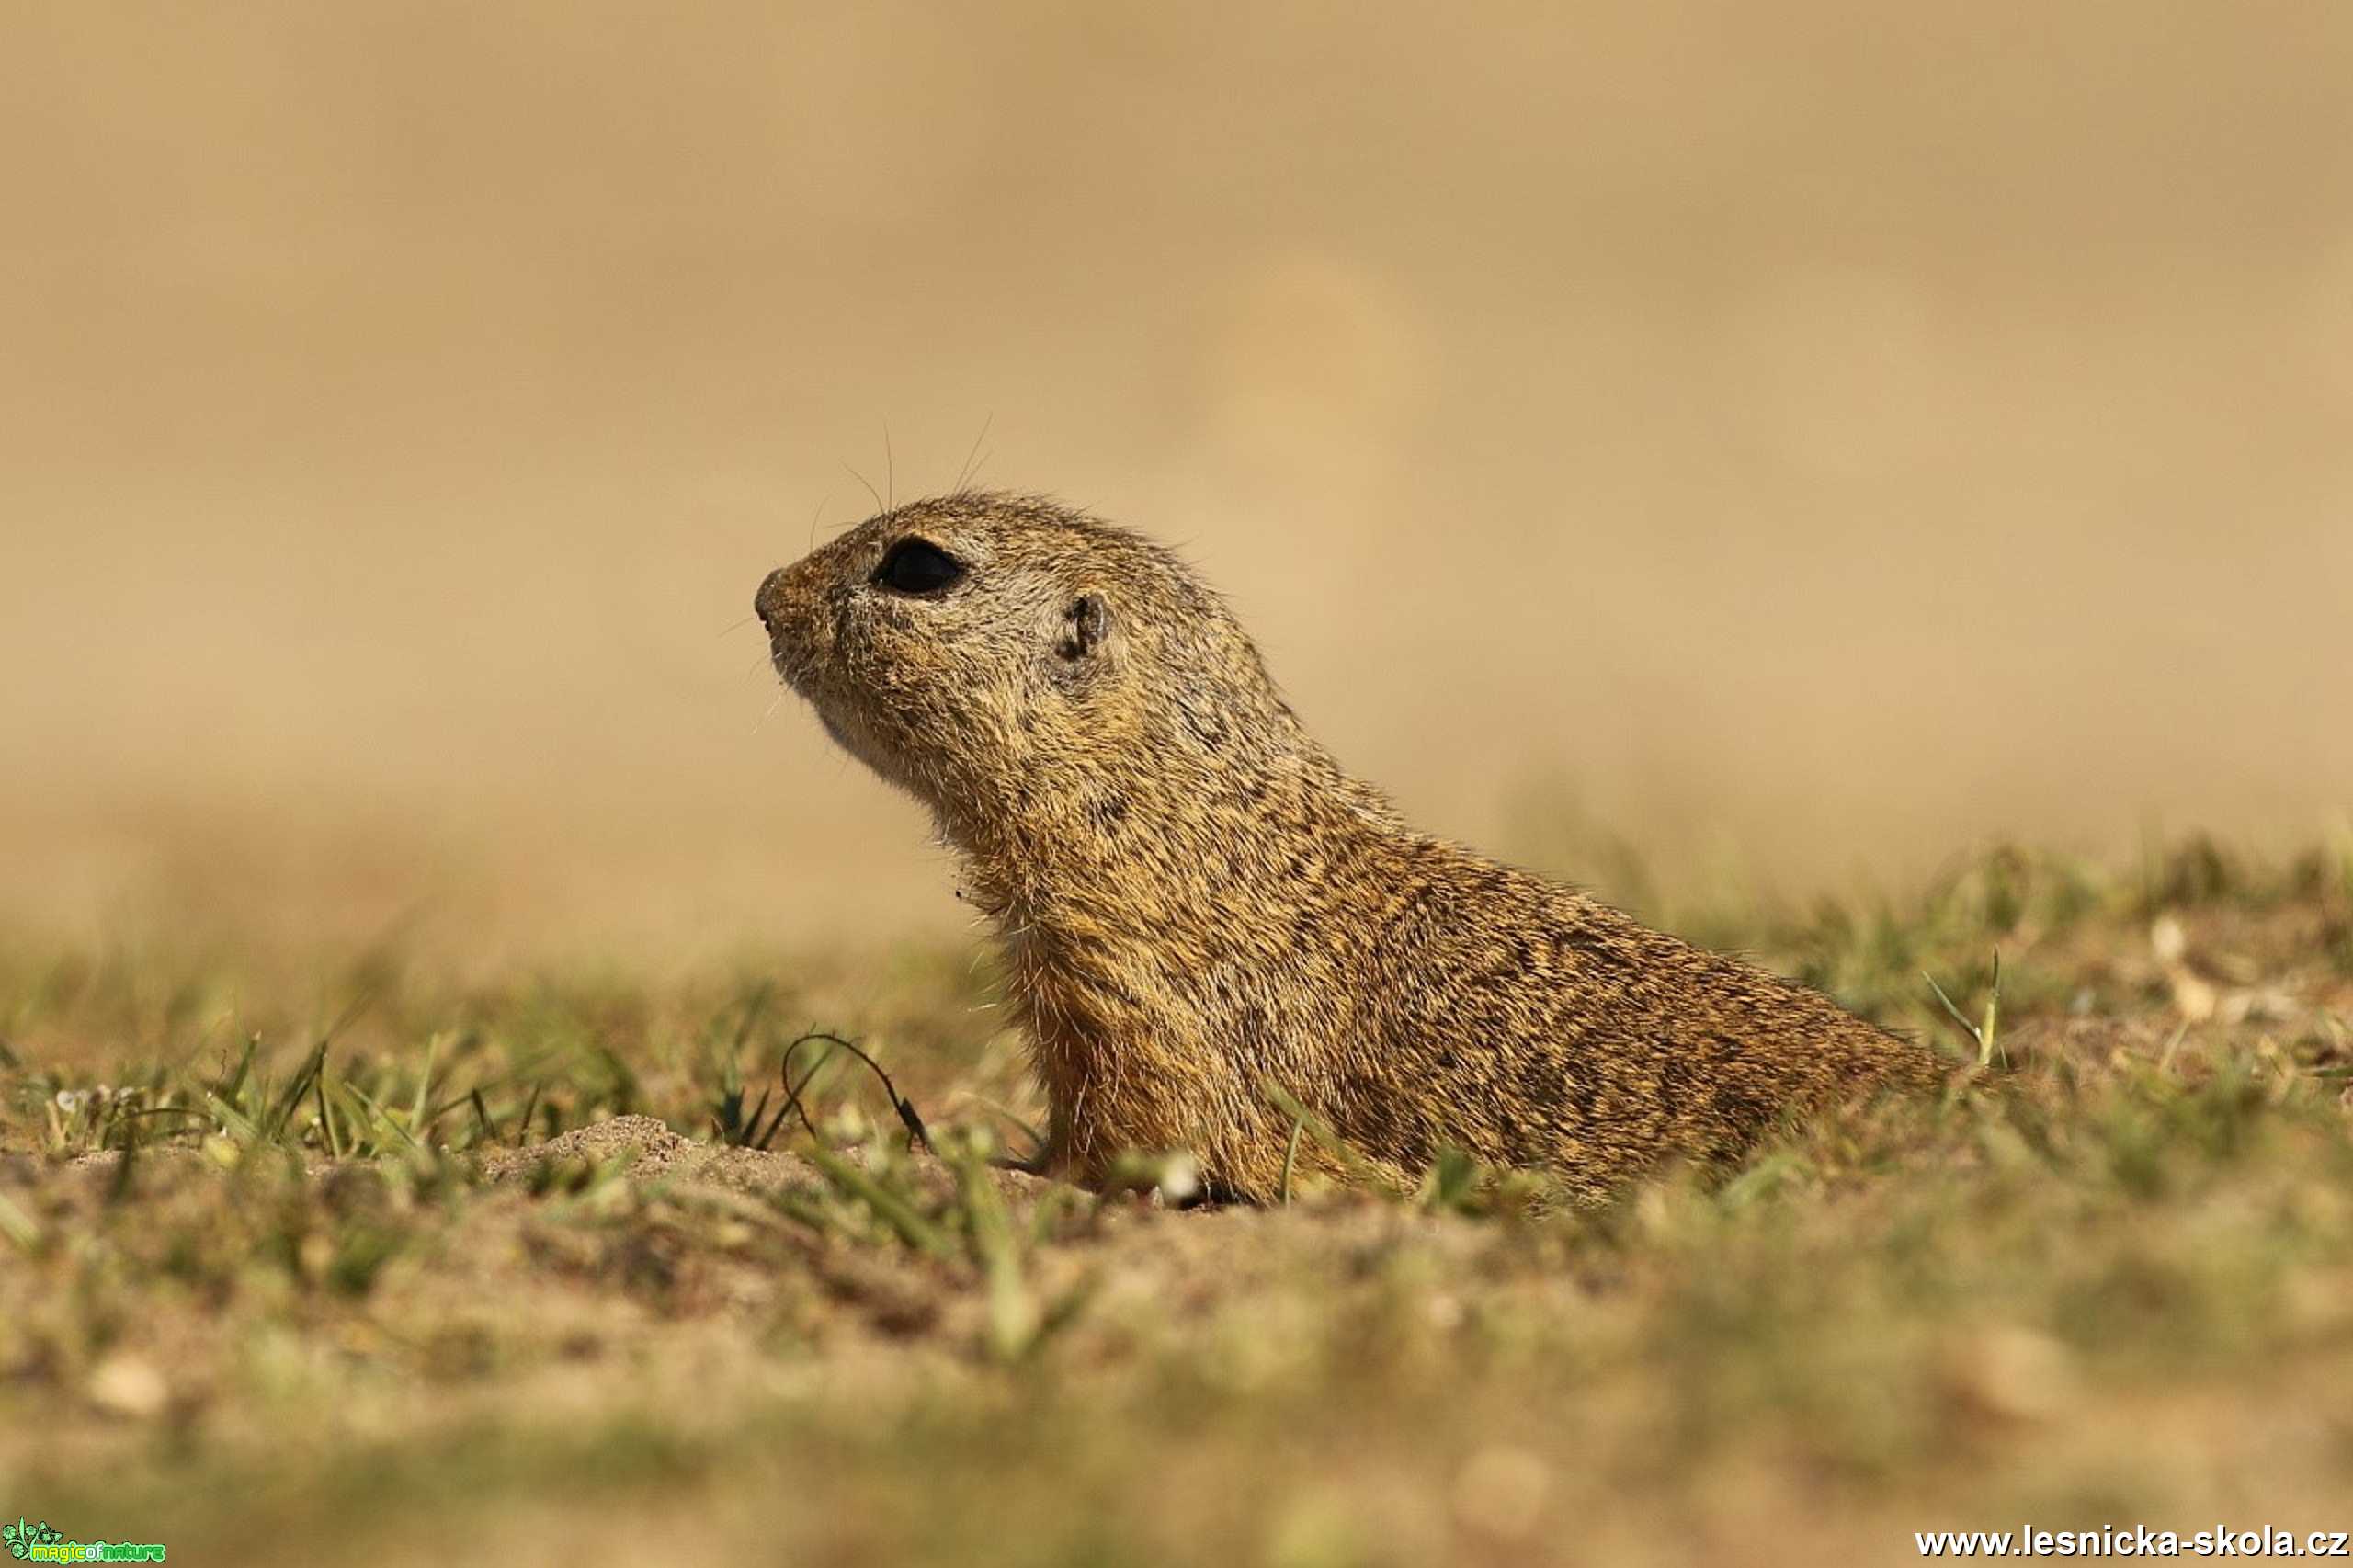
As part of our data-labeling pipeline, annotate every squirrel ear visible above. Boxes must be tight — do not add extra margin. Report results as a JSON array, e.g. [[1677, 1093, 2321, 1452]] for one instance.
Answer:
[[1056, 594, 1109, 661]]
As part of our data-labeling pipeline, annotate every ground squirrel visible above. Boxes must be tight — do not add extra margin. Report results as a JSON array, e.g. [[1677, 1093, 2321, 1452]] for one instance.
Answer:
[[756, 493, 1945, 1202]]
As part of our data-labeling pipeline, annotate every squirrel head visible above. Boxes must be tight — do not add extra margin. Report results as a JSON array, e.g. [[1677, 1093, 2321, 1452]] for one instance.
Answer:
[[757, 493, 1303, 852]]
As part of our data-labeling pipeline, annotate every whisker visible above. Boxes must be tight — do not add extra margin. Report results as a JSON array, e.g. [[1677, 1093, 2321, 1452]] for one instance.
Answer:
[[844, 461, 884, 515], [751, 685, 788, 733], [955, 413, 995, 494]]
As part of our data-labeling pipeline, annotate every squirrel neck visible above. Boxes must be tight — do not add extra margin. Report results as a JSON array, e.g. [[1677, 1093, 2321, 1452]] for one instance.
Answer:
[[942, 709, 1403, 944]]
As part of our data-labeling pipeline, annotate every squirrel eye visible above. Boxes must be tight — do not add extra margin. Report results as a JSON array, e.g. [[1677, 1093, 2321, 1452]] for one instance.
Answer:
[[872, 538, 966, 596]]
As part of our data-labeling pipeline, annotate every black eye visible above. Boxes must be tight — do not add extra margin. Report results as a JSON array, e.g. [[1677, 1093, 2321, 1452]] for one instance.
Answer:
[[872, 538, 966, 596]]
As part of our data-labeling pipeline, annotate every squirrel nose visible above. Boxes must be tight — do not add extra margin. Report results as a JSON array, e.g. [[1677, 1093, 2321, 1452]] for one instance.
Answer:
[[755, 567, 791, 629]]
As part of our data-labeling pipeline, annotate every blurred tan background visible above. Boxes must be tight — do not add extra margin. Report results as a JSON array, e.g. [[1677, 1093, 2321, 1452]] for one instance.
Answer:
[[4, 1, 2349, 960]]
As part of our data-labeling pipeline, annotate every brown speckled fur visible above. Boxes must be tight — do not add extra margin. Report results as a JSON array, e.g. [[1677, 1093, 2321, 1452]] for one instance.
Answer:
[[757, 493, 1945, 1202]]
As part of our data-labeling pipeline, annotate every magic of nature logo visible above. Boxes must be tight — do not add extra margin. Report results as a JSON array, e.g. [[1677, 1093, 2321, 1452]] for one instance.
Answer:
[[3, 1519, 165, 1562]]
